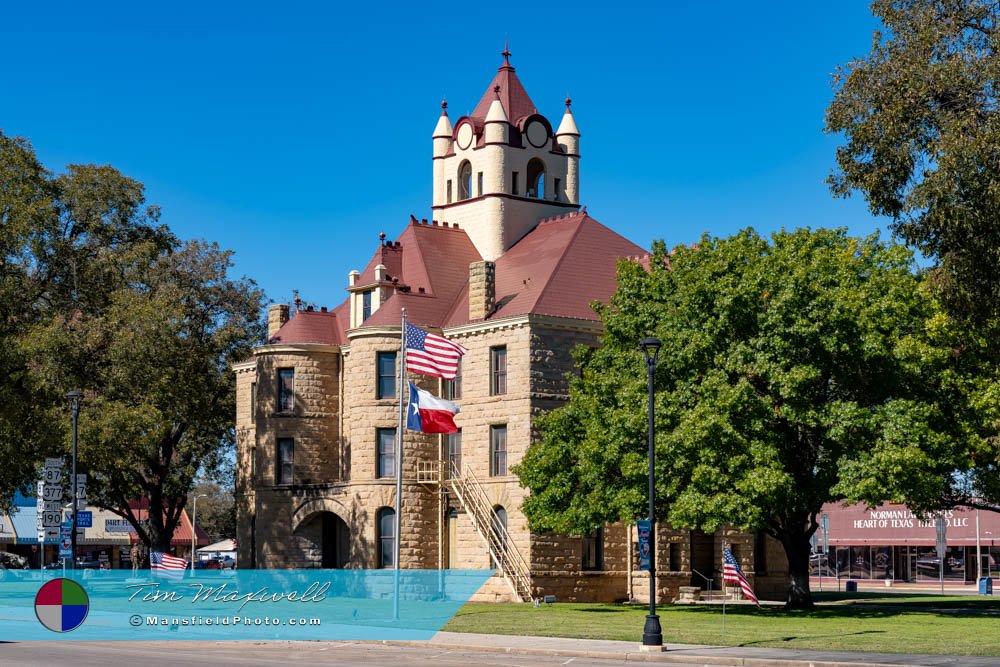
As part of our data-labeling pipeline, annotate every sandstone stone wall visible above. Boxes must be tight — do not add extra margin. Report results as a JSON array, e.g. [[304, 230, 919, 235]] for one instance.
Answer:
[[255, 349, 341, 485], [234, 361, 256, 568], [236, 317, 784, 603]]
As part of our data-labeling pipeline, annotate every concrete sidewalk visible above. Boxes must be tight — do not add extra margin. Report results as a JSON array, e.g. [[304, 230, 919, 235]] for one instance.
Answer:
[[378, 631, 998, 666]]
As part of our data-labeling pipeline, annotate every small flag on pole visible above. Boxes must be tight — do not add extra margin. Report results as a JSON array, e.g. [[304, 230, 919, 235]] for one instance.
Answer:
[[406, 381, 460, 434], [405, 323, 467, 380], [722, 545, 759, 606], [150, 550, 187, 580]]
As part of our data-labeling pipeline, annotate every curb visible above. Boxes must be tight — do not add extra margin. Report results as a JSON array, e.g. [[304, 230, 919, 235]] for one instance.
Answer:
[[371, 639, 913, 667]]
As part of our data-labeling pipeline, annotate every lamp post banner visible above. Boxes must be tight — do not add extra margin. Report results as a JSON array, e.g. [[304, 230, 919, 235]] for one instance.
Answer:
[[637, 520, 652, 571], [0, 569, 493, 640]]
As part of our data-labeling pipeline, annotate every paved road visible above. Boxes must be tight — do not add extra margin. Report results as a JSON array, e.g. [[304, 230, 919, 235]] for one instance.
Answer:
[[0, 641, 627, 667], [3, 635, 997, 667]]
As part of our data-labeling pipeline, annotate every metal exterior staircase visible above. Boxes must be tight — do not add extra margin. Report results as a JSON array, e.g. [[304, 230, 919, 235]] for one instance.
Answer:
[[446, 461, 533, 602]]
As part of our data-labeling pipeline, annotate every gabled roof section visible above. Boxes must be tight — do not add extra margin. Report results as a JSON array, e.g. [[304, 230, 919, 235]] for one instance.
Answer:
[[356, 236, 403, 286], [443, 211, 648, 325], [268, 308, 345, 346], [471, 50, 538, 124], [357, 220, 482, 329]]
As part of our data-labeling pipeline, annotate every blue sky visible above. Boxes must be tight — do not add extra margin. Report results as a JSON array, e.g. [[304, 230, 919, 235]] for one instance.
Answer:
[[2, 2, 886, 310]]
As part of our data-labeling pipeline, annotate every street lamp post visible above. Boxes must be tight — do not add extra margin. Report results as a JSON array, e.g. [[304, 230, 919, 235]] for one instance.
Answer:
[[639, 337, 663, 649], [191, 493, 207, 571], [67, 390, 83, 571]]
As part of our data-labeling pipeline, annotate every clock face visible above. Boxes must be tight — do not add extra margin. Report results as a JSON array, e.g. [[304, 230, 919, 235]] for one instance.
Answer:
[[456, 123, 474, 150], [526, 120, 548, 148]]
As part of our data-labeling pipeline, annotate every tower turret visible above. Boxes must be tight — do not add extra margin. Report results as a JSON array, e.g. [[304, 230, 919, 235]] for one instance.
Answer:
[[555, 98, 580, 205], [432, 101, 454, 206], [430, 47, 582, 260]]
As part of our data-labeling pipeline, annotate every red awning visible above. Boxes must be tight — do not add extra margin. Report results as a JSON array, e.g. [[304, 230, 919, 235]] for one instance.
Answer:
[[123, 508, 210, 547]]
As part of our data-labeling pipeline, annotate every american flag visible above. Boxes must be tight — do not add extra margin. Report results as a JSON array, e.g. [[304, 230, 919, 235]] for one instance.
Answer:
[[151, 550, 187, 579], [722, 545, 759, 606], [405, 323, 467, 380]]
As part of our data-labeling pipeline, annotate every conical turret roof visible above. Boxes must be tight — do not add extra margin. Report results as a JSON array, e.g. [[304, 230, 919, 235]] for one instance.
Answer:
[[470, 45, 538, 122]]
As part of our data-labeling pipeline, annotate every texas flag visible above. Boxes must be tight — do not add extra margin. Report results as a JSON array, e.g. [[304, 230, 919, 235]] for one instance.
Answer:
[[406, 381, 460, 434]]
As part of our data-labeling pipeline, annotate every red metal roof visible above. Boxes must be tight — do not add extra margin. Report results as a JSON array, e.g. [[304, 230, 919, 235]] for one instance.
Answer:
[[360, 220, 482, 329], [121, 504, 210, 547], [291, 210, 645, 341], [443, 211, 647, 325], [268, 307, 346, 346], [471, 55, 538, 124]]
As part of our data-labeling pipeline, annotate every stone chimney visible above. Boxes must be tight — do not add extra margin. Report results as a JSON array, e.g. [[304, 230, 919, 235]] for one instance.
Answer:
[[267, 304, 290, 340], [468, 260, 496, 321]]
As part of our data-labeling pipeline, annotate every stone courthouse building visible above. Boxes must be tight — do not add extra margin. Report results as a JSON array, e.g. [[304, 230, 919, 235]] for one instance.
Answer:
[[234, 50, 788, 602]]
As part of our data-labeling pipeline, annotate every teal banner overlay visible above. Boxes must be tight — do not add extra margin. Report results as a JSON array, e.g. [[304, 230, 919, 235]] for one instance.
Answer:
[[0, 569, 493, 640]]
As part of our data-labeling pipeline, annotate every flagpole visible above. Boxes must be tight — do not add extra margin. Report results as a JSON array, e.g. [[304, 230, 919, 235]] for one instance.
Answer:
[[393, 308, 407, 621], [721, 543, 726, 642]]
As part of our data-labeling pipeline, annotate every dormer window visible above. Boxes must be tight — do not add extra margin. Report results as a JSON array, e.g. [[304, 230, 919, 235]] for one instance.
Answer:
[[527, 158, 545, 199], [362, 290, 372, 321], [458, 161, 472, 201]]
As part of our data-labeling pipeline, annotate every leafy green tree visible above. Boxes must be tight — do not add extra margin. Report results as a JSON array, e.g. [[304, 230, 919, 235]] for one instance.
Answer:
[[517, 228, 980, 608], [0, 132, 173, 509], [192, 480, 236, 543], [826, 0, 1000, 325], [1, 131, 264, 550], [24, 240, 265, 551]]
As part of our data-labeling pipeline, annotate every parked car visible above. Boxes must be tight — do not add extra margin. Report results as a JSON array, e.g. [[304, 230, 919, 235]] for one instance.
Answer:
[[194, 558, 222, 570], [218, 555, 236, 569]]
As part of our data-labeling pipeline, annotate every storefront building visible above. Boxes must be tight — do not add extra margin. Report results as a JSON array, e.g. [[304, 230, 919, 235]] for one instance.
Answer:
[[0, 493, 208, 568], [813, 502, 1000, 583]]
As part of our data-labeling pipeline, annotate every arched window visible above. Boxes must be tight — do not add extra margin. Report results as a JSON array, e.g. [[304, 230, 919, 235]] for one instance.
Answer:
[[490, 505, 507, 568], [526, 158, 545, 199], [377, 507, 395, 568], [458, 161, 472, 201]]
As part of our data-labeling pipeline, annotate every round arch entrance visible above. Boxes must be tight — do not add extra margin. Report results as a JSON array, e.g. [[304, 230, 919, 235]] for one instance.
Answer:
[[295, 510, 350, 569]]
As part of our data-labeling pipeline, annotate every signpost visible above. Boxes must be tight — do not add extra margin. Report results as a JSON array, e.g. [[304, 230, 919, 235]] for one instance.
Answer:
[[75, 475, 88, 540], [36, 458, 64, 566], [76, 511, 93, 528], [936, 515, 947, 594], [820, 513, 830, 592]]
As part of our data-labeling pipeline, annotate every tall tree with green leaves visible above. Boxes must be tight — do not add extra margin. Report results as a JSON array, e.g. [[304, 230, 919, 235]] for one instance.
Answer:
[[0, 132, 174, 508], [1, 131, 265, 550], [517, 228, 980, 608], [24, 240, 265, 551], [826, 0, 1000, 515], [826, 0, 1000, 326]]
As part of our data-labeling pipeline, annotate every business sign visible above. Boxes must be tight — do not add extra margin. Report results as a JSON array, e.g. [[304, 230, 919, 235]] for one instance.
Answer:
[[105, 519, 144, 533], [637, 520, 652, 571], [76, 511, 93, 528], [58, 521, 73, 559]]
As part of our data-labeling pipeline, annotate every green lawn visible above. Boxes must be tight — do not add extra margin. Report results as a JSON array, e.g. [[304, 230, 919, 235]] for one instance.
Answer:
[[443, 595, 1000, 656]]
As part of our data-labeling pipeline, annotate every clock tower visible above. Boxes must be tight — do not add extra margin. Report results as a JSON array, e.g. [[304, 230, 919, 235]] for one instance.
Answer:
[[431, 47, 581, 261]]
